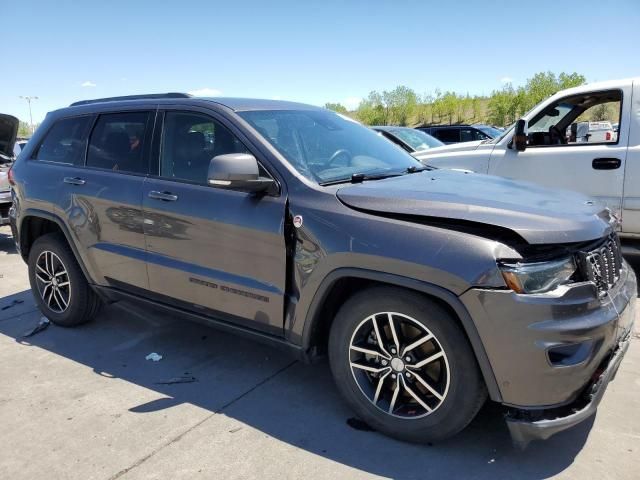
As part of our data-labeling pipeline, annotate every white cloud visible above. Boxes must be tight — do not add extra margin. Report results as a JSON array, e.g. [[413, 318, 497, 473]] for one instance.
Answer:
[[500, 77, 513, 84], [81, 81, 97, 87], [343, 96, 362, 111], [187, 87, 222, 97]]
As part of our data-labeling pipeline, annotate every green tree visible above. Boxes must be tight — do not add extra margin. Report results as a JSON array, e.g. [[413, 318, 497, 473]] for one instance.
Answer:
[[324, 102, 348, 114], [382, 85, 418, 126], [471, 96, 481, 122], [18, 121, 32, 137], [355, 91, 386, 125], [589, 103, 609, 121], [440, 92, 458, 124], [558, 72, 586, 90]]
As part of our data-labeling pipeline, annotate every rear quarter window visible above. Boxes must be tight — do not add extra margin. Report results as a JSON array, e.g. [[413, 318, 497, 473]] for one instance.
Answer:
[[34, 116, 93, 164], [434, 128, 459, 143]]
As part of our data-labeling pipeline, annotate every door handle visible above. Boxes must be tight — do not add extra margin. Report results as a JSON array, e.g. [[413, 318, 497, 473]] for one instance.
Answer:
[[148, 190, 178, 202], [63, 177, 86, 185], [592, 158, 621, 170]]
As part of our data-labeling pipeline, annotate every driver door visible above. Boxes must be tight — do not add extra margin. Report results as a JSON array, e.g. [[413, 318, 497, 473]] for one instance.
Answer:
[[488, 83, 632, 218], [142, 108, 288, 335]]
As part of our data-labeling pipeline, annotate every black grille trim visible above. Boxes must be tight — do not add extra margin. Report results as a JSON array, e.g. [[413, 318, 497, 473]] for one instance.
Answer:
[[578, 234, 622, 296]]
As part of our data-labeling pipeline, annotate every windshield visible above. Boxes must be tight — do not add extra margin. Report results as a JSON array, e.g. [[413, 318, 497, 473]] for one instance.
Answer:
[[388, 128, 444, 150], [476, 125, 503, 138], [239, 109, 423, 184], [529, 103, 573, 132]]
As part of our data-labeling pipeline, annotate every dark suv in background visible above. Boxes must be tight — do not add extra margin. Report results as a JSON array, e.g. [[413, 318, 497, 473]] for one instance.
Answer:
[[8, 93, 636, 447], [417, 124, 502, 144]]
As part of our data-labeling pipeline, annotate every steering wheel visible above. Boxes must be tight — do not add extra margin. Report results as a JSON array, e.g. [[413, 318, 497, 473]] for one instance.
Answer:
[[328, 149, 353, 167], [550, 126, 567, 145]]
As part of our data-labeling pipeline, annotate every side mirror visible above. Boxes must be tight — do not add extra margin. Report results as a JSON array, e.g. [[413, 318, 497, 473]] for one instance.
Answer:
[[512, 119, 528, 152], [208, 153, 276, 194]]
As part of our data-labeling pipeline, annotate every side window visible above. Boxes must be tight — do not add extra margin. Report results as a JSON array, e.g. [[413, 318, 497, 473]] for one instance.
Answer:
[[160, 112, 249, 184], [460, 128, 488, 142], [34, 116, 92, 164], [528, 90, 622, 147], [86, 112, 150, 174], [435, 128, 459, 143]]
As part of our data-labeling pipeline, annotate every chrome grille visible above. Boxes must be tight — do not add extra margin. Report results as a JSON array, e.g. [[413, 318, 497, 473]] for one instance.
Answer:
[[580, 235, 622, 295]]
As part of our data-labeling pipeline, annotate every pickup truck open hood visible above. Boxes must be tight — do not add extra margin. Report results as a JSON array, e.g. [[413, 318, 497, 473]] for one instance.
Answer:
[[0, 114, 19, 160], [336, 169, 613, 245]]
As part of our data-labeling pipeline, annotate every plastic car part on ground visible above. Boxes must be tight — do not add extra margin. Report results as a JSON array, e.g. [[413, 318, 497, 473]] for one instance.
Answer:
[[22, 317, 50, 338]]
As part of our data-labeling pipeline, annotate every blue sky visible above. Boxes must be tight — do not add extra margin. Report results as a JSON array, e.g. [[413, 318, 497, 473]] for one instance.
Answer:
[[2, 0, 639, 124]]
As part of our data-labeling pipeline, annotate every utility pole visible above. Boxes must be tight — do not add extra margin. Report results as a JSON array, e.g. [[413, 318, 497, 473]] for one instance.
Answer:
[[19, 96, 39, 135]]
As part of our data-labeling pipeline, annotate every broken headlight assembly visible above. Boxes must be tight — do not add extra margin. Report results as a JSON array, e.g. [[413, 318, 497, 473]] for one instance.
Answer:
[[499, 256, 577, 294]]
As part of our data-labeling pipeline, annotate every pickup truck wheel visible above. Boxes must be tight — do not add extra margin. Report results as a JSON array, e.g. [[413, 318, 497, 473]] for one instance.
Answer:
[[329, 287, 486, 443], [27, 233, 101, 327]]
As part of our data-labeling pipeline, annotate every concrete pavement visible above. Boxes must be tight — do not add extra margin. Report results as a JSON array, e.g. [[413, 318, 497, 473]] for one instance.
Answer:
[[1, 225, 639, 480]]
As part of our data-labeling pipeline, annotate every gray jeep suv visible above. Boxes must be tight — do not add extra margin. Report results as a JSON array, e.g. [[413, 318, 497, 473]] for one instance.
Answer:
[[8, 93, 636, 447]]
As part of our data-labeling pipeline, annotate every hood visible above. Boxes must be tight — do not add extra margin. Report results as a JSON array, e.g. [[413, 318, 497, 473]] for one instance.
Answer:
[[336, 169, 614, 245], [413, 140, 483, 160], [0, 114, 19, 160]]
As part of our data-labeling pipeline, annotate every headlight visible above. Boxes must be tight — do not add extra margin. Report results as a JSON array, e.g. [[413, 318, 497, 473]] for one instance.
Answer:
[[499, 257, 577, 294]]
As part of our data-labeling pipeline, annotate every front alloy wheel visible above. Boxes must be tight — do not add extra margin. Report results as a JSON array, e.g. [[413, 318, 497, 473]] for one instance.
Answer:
[[329, 287, 486, 443], [349, 312, 450, 418]]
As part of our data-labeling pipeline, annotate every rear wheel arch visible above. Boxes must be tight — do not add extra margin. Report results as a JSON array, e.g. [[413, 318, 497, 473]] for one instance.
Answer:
[[301, 268, 502, 402], [19, 211, 92, 283]]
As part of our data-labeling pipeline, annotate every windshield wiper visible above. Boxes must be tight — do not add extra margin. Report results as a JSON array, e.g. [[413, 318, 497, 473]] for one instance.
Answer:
[[319, 165, 431, 186], [405, 165, 431, 173], [319, 171, 404, 186]]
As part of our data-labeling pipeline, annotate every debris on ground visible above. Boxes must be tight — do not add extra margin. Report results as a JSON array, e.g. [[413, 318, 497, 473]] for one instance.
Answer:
[[1, 299, 24, 311], [346, 417, 375, 432], [154, 376, 197, 385], [22, 317, 50, 338], [145, 353, 163, 362], [229, 427, 243, 433]]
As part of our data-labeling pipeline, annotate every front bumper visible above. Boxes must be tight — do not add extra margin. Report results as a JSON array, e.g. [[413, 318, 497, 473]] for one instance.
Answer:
[[505, 327, 632, 448], [461, 261, 636, 445]]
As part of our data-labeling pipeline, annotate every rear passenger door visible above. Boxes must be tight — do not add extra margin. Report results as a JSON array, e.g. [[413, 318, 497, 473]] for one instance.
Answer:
[[141, 108, 288, 335], [56, 109, 155, 290]]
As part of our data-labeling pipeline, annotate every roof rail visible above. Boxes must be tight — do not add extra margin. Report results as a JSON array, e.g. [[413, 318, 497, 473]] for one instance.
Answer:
[[70, 92, 191, 107]]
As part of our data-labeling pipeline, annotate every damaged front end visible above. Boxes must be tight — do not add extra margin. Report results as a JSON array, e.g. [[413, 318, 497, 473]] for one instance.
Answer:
[[506, 326, 633, 449], [461, 233, 636, 449]]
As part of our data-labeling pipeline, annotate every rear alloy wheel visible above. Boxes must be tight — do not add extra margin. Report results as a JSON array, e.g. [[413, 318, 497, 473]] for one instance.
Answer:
[[28, 233, 101, 327], [329, 287, 486, 443], [34, 250, 71, 314]]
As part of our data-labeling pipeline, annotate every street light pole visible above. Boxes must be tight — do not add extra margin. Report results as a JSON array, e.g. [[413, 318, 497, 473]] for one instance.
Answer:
[[19, 96, 39, 135]]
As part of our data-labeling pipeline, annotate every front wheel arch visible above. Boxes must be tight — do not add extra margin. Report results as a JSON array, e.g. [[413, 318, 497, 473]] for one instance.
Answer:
[[300, 268, 502, 403]]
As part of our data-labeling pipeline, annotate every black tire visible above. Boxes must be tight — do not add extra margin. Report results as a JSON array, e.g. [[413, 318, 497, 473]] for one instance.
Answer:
[[27, 232, 101, 327], [329, 286, 486, 443]]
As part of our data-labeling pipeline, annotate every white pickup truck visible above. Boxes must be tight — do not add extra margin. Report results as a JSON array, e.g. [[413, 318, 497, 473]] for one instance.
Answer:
[[415, 78, 640, 244]]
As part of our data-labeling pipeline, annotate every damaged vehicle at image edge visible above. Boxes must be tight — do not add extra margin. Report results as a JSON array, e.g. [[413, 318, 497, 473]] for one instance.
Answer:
[[7, 93, 636, 448], [0, 113, 19, 225]]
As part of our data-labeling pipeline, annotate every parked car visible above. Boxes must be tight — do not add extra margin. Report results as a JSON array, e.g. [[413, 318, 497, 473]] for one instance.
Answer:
[[9, 93, 636, 447], [372, 126, 444, 153], [416, 78, 640, 243], [567, 121, 616, 144], [416, 124, 495, 144], [0, 113, 18, 225]]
